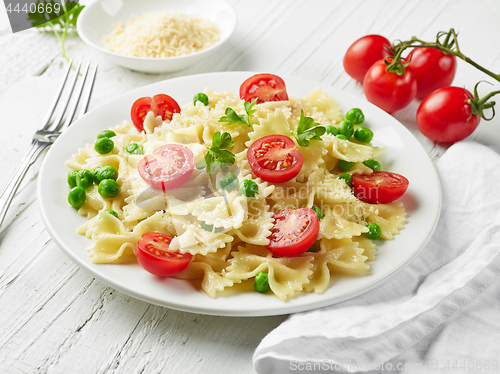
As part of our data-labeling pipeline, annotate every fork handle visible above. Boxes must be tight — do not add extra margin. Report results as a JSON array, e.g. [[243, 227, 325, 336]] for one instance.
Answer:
[[0, 142, 50, 229]]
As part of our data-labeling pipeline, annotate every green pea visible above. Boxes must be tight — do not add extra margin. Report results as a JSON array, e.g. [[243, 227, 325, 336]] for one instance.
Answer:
[[125, 143, 143, 155], [98, 179, 120, 198], [363, 159, 381, 171], [75, 170, 94, 189], [354, 126, 373, 143], [325, 125, 338, 136], [92, 165, 118, 184], [339, 173, 352, 187], [311, 206, 323, 220], [95, 138, 114, 155], [239, 180, 259, 197], [338, 120, 354, 139], [336, 134, 348, 141], [220, 173, 238, 192], [67, 170, 78, 188], [365, 222, 381, 240], [345, 108, 365, 124], [338, 160, 355, 171], [307, 243, 317, 253], [254, 272, 270, 293], [97, 130, 116, 139], [68, 187, 86, 209], [193, 93, 209, 106], [105, 209, 119, 218]]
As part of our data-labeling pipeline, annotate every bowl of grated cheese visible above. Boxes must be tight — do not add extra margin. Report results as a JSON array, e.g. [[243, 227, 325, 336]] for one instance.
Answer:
[[77, 0, 237, 73]]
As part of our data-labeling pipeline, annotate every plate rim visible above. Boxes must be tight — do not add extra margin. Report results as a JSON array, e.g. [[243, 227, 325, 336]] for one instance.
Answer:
[[37, 71, 442, 316]]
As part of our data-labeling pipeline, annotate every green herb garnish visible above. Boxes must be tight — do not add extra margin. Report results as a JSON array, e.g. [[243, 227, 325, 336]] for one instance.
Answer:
[[28, 1, 85, 63], [292, 110, 326, 147], [219, 99, 257, 127], [196, 132, 236, 174]]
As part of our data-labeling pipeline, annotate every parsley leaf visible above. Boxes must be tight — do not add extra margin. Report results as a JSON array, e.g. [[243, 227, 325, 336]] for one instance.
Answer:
[[292, 110, 326, 147], [196, 132, 236, 174], [28, 1, 85, 63], [219, 99, 257, 127]]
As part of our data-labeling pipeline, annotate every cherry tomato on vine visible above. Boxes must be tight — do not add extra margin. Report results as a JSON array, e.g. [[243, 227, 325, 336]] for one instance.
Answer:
[[136, 232, 192, 277], [266, 208, 319, 257], [131, 94, 181, 132], [138, 144, 194, 190], [406, 47, 457, 99], [240, 74, 289, 103], [416, 87, 480, 143], [247, 134, 303, 183], [352, 171, 409, 204], [343, 35, 392, 82], [363, 59, 417, 113]]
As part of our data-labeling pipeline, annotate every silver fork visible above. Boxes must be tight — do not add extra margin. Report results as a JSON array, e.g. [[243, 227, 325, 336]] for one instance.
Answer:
[[0, 61, 98, 229]]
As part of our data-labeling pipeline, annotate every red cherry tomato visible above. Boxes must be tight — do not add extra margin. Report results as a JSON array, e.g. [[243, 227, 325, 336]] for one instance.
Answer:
[[239, 74, 289, 103], [343, 34, 392, 82], [138, 144, 194, 190], [131, 94, 181, 132], [416, 87, 480, 143], [247, 135, 303, 183], [266, 208, 319, 257], [136, 232, 192, 277], [363, 59, 417, 113], [406, 47, 457, 99], [352, 171, 409, 204]]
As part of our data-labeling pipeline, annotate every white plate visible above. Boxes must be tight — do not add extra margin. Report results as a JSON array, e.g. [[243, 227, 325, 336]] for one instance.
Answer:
[[38, 72, 441, 316], [77, 0, 237, 73]]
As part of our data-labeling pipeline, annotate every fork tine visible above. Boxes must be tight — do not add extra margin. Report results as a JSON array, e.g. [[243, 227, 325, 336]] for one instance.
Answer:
[[57, 63, 90, 132], [49, 62, 82, 131], [78, 63, 98, 119], [40, 60, 73, 131]]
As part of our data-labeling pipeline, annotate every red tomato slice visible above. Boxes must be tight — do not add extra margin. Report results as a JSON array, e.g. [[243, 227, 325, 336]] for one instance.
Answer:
[[131, 94, 181, 132], [136, 232, 192, 277], [138, 144, 194, 190], [240, 74, 289, 103], [352, 171, 409, 204], [247, 135, 303, 183], [266, 208, 319, 257]]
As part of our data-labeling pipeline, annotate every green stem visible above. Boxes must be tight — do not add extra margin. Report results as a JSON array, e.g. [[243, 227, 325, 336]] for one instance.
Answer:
[[390, 31, 500, 82]]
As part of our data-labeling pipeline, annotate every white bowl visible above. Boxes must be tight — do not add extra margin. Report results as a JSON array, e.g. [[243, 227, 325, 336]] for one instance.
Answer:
[[77, 0, 237, 73]]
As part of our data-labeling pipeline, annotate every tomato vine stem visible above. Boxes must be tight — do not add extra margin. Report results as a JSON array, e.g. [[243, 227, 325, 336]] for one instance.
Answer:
[[387, 28, 500, 120]]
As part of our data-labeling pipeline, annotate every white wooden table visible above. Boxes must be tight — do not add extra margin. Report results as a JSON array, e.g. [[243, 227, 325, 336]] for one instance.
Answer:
[[1, 0, 500, 373]]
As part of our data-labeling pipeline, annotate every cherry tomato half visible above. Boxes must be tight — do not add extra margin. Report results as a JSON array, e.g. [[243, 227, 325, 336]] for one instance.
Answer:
[[343, 34, 392, 82], [239, 74, 289, 103], [136, 232, 192, 277], [266, 208, 319, 257], [131, 94, 181, 132], [138, 144, 195, 190], [416, 87, 480, 143], [352, 171, 409, 204], [247, 135, 303, 183], [406, 47, 457, 99], [363, 59, 417, 113]]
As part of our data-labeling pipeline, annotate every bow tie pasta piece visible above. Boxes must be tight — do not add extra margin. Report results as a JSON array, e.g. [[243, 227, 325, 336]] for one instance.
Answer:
[[245, 109, 292, 148], [225, 244, 315, 300], [318, 207, 369, 240], [365, 202, 407, 240], [304, 238, 369, 294]]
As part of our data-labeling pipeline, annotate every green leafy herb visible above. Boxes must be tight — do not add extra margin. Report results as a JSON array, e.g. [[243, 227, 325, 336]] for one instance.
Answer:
[[219, 99, 257, 127], [196, 132, 236, 174], [28, 1, 85, 63], [292, 110, 326, 147]]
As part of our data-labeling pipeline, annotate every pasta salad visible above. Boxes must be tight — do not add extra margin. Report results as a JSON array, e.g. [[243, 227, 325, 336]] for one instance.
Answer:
[[65, 74, 408, 300]]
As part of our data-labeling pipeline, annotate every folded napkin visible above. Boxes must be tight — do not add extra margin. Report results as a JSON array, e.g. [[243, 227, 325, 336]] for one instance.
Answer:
[[254, 141, 500, 373]]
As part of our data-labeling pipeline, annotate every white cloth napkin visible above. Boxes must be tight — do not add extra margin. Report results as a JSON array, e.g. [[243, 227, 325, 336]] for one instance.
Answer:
[[254, 141, 500, 374]]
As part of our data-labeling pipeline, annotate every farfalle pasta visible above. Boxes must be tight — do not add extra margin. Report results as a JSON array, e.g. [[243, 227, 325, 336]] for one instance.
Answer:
[[66, 82, 407, 301]]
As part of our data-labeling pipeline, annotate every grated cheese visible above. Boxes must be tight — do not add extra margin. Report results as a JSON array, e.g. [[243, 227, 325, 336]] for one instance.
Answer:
[[103, 11, 221, 58]]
